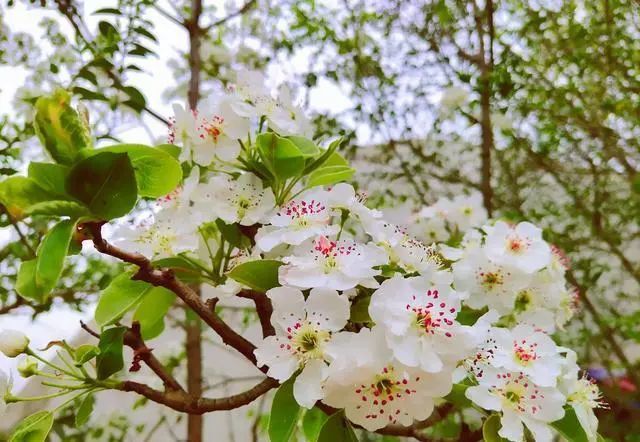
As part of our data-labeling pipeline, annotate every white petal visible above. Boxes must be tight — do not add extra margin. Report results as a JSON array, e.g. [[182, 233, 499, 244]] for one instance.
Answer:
[[305, 288, 350, 332], [293, 360, 328, 409]]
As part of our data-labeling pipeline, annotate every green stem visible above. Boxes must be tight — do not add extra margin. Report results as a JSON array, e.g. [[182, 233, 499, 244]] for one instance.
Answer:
[[6, 389, 72, 404], [27, 350, 81, 379]]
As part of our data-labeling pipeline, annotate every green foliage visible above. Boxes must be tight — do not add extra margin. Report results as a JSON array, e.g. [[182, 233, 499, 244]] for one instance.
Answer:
[[317, 411, 359, 442], [35, 219, 76, 293], [9, 410, 54, 442], [27, 162, 70, 196], [95, 272, 154, 327], [133, 286, 176, 340], [96, 326, 127, 380], [75, 394, 95, 428], [74, 345, 100, 365], [66, 151, 138, 220], [482, 414, 507, 442], [269, 377, 303, 442], [0, 176, 57, 219], [302, 407, 329, 442], [82, 144, 182, 198], [33, 90, 92, 165], [550, 407, 589, 442], [16, 219, 76, 302], [227, 260, 283, 292], [257, 132, 306, 180]]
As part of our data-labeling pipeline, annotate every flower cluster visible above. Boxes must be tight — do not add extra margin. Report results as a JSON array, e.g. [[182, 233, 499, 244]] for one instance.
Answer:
[[103, 71, 601, 439]]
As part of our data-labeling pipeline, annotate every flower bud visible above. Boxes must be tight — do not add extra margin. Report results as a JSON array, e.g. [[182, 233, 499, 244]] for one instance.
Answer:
[[0, 330, 30, 358], [17, 356, 38, 378]]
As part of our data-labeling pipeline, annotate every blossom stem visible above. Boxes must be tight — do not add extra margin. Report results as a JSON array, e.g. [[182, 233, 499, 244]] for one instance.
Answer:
[[27, 350, 81, 379]]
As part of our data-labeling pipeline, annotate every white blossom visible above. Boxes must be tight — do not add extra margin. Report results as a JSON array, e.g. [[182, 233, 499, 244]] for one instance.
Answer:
[[466, 367, 566, 442], [192, 173, 275, 226], [0, 330, 30, 358], [254, 287, 350, 407], [323, 327, 454, 431], [484, 221, 552, 274], [370, 275, 472, 372], [256, 189, 338, 252], [279, 236, 387, 291]]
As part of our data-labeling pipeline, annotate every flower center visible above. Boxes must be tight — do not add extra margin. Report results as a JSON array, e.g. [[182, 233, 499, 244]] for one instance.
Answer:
[[506, 235, 529, 254], [353, 366, 419, 424], [513, 339, 538, 365], [406, 290, 455, 337], [479, 271, 503, 289], [514, 290, 532, 312], [285, 322, 329, 362]]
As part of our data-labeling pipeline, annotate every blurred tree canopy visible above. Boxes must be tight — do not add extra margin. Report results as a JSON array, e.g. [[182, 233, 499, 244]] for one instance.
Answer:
[[0, 0, 638, 440]]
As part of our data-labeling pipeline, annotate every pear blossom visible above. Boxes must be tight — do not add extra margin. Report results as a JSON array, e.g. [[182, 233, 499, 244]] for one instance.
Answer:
[[254, 287, 350, 408], [369, 275, 471, 372], [466, 368, 566, 442], [447, 194, 488, 232], [114, 216, 199, 260], [439, 86, 469, 110], [484, 221, 552, 274], [408, 216, 449, 243], [452, 248, 530, 313], [0, 369, 10, 415], [229, 70, 298, 134], [188, 96, 250, 165], [255, 189, 338, 252], [192, 173, 275, 226], [562, 375, 602, 442], [490, 325, 563, 387], [323, 327, 454, 431], [156, 169, 206, 227], [279, 236, 387, 290], [0, 330, 29, 358], [512, 278, 568, 332], [168, 103, 198, 146]]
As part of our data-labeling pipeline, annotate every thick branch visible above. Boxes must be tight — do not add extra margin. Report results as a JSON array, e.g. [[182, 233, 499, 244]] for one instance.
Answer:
[[84, 222, 261, 368], [237, 290, 275, 337], [119, 378, 277, 415], [124, 322, 185, 392]]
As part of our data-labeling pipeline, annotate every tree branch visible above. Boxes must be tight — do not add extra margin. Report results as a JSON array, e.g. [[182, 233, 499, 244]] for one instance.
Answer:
[[237, 290, 275, 337], [119, 377, 277, 415], [84, 222, 261, 369]]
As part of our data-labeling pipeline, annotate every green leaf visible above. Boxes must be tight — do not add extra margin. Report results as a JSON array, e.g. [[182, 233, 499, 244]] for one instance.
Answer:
[[303, 407, 330, 442], [306, 165, 355, 189], [153, 256, 206, 283], [75, 394, 95, 427], [24, 200, 91, 218], [133, 287, 176, 340], [16, 260, 43, 302], [95, 273, 154, 327], [550, 407, 589, 442], [74, 344, 100, 365], [66, 151, 138, 220], [96, 326, 127, 380], [444, 382, 472, 409], [84, 144, 182, 198], [27, 162, 71, 196], [269, 377, 302, 442], [35, 219, 76, 294], [0, 176, 56, 219], [303, 138, 344, 174], [227, 260, 283, 292], [33, 89, 92, 165], [215, 219, 250, 249], [482, 414, 507, 442], [156, 143, 181, 159], [286, 136, 321, 157], [317, 411, 359, 442], [9, 411, 54, 442], [350, 295, 372, 323], [257, 133, 305, 180]]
